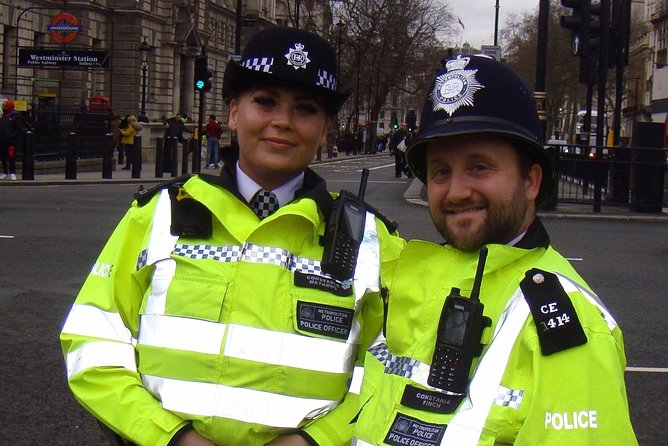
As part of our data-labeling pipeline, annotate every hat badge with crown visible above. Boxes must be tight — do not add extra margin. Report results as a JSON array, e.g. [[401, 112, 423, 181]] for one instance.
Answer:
[[431, 55, 484, 116], [285, 42, 310, 70]]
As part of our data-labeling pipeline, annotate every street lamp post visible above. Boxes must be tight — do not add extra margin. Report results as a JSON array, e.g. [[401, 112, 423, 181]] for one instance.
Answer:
[[138, 38, 152, 123], [296, 0, 301, 29]]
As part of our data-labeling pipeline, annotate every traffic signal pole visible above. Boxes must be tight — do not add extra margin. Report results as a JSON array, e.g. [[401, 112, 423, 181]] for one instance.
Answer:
[[593, 0, 610, 212]]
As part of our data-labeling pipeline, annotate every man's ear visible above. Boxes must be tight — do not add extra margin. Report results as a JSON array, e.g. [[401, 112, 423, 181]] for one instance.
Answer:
[[525, 163, 543, 201]]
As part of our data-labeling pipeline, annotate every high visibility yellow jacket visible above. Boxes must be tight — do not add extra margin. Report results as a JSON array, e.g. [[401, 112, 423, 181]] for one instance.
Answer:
[[60, 167, 405, 446], [352, 220, 636, 446]]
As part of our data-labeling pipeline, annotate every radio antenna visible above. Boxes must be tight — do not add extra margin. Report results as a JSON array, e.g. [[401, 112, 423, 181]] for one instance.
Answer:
[[357, 168, 369, 201], [470, 247, 488, 302]]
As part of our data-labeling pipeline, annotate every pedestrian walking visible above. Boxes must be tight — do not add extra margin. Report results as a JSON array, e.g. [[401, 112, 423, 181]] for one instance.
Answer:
[[60, 26, 404, 446], [352, 55, 637, 445]]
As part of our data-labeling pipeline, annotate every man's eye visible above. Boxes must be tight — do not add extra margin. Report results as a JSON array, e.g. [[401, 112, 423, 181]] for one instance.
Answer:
[[471, 164, 490, 172], [431, 167, 451, 179]]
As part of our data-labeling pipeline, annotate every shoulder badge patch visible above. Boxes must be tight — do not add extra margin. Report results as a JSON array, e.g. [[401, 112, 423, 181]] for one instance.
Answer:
[[285, 42, 310, 70], [520, 268, 587, 355], [431, 55, 484, 116]]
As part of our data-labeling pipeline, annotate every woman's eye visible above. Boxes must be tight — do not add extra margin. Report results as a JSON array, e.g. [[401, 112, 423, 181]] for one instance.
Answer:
[[253, 96, 275, 108], [296, 103, 319, 114]]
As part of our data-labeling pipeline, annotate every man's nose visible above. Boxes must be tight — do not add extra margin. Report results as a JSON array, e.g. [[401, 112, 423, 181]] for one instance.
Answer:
[[446, 171, 473, 202]]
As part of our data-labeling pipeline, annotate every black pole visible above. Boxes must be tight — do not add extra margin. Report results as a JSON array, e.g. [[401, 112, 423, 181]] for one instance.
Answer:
[[235, 0, 242, 54], [535, 0, 555, 210], [131, 135, 142, 178], [65, 132, 77, 180], [194, 91, 204, 173], [155, 137, 164, 178], [594, 0, 611, 213], [140, 63, 148, 122], [494, 0, 500, 46], [296, 0, 301, 29], [102, 132, 113, 179], [182, 138, 189, 175], [22, 130, 34, 181], [170, 137, 179, 177]]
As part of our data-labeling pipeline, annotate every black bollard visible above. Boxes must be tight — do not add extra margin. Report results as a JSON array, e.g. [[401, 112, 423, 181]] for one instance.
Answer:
[[155, 137, 164, 178], [132, 136, 142, 179], [102, 133, 113, 179], [65, 132, 77, 180], [170, 137, 179, 177], [181, 140, 189, 175], [22, 131, 35, 181]]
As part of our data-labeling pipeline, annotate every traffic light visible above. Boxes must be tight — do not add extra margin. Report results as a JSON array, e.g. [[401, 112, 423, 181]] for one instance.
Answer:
[[560, 0, 593, 57], [194, 56, 213, 92], [406, 110, 417, 133], [391, 111, 399, 130], [560, 0, 601, 84]]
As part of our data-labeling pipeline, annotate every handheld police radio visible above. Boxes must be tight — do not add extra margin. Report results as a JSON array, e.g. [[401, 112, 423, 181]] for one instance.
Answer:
[[321, 168, 369, 280], [428, 247, 492, 394]]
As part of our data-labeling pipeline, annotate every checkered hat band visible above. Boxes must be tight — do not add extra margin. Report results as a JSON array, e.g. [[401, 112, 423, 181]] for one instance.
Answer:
[[317, 69, 337, 91], [168, 243, 326, 277], [241, 57, 274, 73]]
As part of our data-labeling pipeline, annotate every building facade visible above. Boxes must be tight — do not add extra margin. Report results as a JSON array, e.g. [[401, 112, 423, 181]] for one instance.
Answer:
[[0, 0, 317, 122]]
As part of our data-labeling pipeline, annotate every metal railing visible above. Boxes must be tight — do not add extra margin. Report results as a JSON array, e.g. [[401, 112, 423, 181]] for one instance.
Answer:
[[547, 143, 667, 212]]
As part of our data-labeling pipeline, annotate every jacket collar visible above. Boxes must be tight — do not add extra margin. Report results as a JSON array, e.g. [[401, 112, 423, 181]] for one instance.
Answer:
[[197, 148, 335, 220]]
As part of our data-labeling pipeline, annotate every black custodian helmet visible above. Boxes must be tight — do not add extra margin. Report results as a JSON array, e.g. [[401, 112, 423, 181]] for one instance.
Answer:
[[222, 27, 349, 114], [405, 55, 557, 207]]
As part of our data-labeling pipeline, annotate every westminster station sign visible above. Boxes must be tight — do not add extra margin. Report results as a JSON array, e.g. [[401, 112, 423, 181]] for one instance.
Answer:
[[18, 48, 111, 69]]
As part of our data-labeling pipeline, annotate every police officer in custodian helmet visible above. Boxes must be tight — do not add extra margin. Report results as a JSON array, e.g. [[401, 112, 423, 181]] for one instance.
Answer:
[[352, 55, 637, 445]]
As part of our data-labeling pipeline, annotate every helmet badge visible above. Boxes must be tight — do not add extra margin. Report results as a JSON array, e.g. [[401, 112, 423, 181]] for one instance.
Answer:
[[285, 42, 310, 70], [431, 55, 484, 116]]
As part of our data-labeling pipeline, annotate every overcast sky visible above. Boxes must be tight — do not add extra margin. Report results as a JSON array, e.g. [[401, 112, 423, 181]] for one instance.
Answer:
[[446, 0, 536, 49]]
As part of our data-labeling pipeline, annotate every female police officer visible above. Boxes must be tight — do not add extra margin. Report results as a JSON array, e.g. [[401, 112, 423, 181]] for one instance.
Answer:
[[60, 27, 403, 446]]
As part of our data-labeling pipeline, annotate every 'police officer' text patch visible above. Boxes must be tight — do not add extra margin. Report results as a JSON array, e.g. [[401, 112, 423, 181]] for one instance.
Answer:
[[384, 413, 447, 446], [296, 301, 354, 340], [520, 268, 587, 355]]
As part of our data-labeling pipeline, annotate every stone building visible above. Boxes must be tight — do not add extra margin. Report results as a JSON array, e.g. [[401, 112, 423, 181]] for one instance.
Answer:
[[0, 0, 323, 122]]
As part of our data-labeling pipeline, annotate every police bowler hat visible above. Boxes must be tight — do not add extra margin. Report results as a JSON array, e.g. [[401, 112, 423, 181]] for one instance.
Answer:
[[406, 55, 557, 208], [222, 27, 349, 114]]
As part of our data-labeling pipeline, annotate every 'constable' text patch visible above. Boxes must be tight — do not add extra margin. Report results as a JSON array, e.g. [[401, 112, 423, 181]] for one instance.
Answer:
[[294, 271, 353, 296], [400, 384, 463, 414]]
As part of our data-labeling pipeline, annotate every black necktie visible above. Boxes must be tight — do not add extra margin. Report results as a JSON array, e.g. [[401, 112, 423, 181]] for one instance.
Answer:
[[250, 189, 279, 219]]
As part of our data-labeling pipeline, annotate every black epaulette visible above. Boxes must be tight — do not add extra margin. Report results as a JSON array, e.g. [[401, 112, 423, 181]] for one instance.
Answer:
[[520, 268, 588, 356], [363, 201, 399, 234], [134, 175, 192, 207]]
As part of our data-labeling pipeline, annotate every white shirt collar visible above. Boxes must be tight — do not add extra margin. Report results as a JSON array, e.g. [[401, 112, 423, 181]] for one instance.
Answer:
[[236, 162, 304, 207]]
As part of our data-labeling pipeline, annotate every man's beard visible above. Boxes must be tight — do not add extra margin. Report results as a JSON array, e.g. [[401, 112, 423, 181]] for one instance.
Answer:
[[432, 183, 530, 251]]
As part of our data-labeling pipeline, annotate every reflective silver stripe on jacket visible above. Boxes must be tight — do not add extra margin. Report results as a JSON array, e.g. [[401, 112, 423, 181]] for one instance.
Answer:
[[440, 287, 530, 444], [141, 375, 338, 428], [136, 196, 380, 427]]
